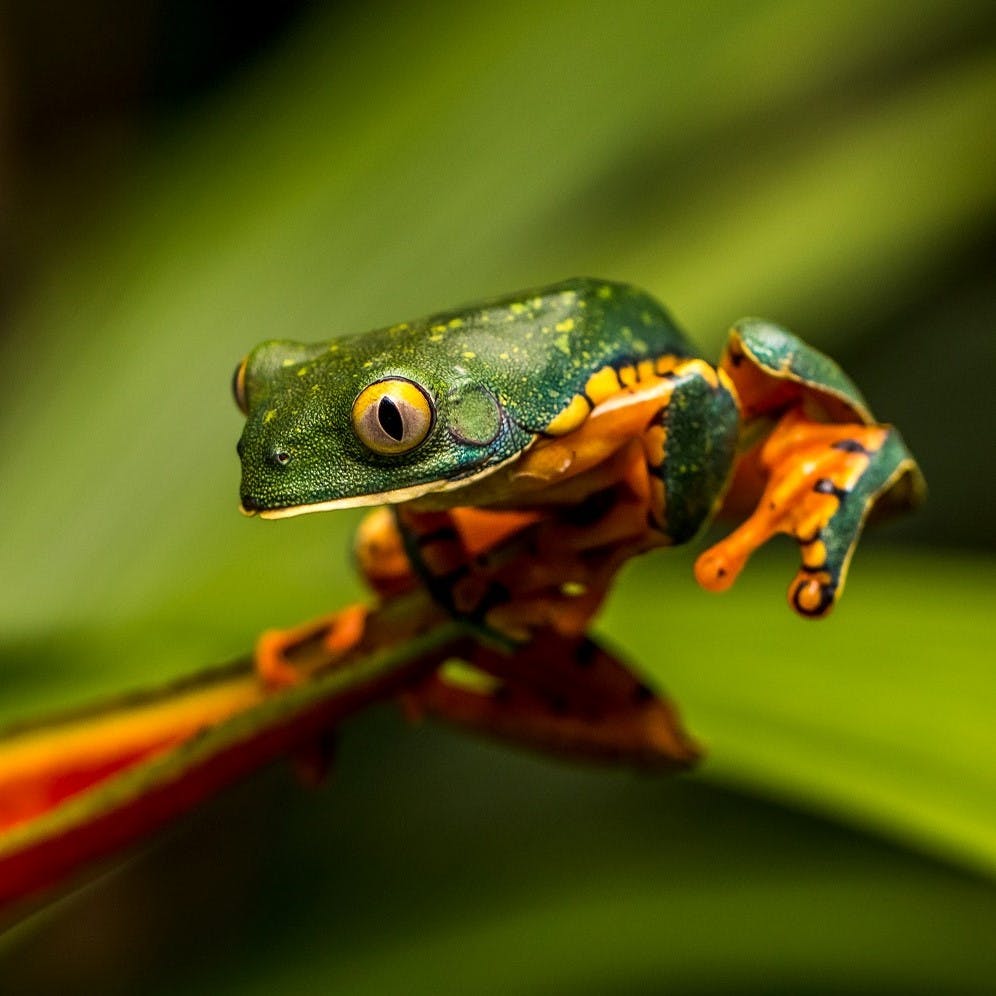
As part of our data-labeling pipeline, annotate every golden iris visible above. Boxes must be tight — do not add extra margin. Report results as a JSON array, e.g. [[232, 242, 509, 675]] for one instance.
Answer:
[[352, 378, 434, 455]]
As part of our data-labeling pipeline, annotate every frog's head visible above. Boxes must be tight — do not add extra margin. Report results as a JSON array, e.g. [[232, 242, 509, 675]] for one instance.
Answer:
[[234, 338, 525, 518]]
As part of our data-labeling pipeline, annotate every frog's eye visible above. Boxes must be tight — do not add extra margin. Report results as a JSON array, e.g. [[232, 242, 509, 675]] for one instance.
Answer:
[[352, 378, 434, 455], [232, 357, 250, 415]]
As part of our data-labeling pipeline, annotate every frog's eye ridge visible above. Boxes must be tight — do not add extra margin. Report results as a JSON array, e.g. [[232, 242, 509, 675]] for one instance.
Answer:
[[352, 378, 434, 455]]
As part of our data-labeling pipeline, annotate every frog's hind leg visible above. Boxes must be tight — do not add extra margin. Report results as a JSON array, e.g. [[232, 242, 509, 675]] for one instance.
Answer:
[[400, 628, 701, 770]]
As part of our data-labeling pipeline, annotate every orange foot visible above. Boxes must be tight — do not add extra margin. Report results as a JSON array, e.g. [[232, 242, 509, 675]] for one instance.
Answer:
[[255, 603, 369, 689], [694, 409, 891, 618]]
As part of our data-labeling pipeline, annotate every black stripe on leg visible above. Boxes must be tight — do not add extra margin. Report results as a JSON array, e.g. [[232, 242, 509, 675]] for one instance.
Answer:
[[435, 563, 469, 584], [814, 478, 850, 501], [831, 438, 870, 455], [468, 581, 512, 625], [414, 525, 461, 547], [645, 407, 668, 430], [646, 509, 668, 533]]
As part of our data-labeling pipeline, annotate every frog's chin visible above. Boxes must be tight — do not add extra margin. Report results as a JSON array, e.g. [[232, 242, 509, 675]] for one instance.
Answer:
[[241, 451, 523, 520]]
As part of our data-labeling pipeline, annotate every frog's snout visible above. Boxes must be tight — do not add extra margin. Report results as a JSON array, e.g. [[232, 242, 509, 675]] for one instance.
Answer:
[[237, 426, 297, 514]]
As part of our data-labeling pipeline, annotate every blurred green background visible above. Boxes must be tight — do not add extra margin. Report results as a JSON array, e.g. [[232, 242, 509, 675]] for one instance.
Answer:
[[0, 1, 994, 992]]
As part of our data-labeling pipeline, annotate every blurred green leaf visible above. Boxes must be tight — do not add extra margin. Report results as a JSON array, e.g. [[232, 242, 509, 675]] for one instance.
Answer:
[[603, 547, 996, 875]]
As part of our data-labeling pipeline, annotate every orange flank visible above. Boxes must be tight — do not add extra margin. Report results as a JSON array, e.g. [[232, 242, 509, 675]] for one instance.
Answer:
[[391, 368, 711, 644], [503, 373, 683, 506], [450, 507, 540, 556]]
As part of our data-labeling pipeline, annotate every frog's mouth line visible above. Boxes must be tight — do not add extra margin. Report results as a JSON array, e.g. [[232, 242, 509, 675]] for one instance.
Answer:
[[240, 449, 526, 520]]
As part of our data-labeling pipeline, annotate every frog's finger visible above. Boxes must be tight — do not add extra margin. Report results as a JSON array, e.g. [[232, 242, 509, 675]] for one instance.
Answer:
[[255, 603, 371, 689], [784, 424, 923, 618], [695, 411, 923, 618]]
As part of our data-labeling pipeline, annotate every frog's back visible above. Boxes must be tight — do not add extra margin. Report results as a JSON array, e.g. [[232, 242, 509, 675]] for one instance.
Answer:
[[412, 277, 696, 434]]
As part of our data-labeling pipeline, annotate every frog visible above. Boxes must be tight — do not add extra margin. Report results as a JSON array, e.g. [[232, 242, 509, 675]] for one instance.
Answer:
[[234, 278, 924, 769]]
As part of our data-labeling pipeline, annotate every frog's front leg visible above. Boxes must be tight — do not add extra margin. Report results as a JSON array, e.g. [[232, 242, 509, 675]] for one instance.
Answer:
[[400, 628, 701, 770], [694, 320, 924, 617], [478, 442, 662, 639]]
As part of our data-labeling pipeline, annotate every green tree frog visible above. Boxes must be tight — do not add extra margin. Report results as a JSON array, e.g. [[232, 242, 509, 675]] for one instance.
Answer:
[[233, 278, 923, 768]]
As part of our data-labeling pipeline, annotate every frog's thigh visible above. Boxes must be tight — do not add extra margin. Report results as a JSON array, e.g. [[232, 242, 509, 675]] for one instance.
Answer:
[[400, 631, 700, 770]]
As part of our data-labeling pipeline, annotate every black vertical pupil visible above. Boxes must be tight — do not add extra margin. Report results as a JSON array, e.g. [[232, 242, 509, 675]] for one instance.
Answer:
[[378, 396, 405, 441]]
